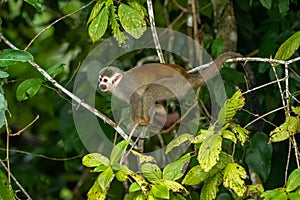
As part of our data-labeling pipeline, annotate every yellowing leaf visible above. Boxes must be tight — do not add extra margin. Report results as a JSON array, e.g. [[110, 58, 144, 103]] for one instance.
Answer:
[[270, 116, 298, 143], [231, 124, 249, 145], [223, 163, 247, 197], [200, 173, 222, 200], [97, 167, 114, 191], [166, 133, 193, 154], [182, 165, 208, 185], [197, 134, 222, 172], [82, 153, 110, 167]]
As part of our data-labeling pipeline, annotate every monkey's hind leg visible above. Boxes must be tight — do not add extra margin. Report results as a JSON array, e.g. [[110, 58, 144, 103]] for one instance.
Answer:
[[130, 89, 151, 126]]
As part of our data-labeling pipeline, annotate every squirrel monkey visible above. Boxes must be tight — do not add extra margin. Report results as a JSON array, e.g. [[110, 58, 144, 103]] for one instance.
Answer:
[[98, 52, 241, 126]]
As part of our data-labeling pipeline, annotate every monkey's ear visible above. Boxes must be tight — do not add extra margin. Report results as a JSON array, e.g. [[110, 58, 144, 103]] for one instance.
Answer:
[[113, 74, 122, 84]]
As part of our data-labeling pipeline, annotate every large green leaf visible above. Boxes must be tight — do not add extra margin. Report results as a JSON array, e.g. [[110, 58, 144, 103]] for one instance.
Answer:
[[197, 134, 222, 172], [150, 184, 169, 199], [16, 78, 43, 101], [223, 163, 247, 197], [275, 31, 300, 62], [88, 7, 109, 43], [0, 49, 34, 67], [163, 153, 190, 181], [245, 132, 272, 182], [182, 165, 208, 185], [141, 163, 162, 183], [109, 5, 128, 45], [261, 189, 287, 200], [118, 3, 146, 38], [286, 168, 300, 192], [87, 1, 105, 24]]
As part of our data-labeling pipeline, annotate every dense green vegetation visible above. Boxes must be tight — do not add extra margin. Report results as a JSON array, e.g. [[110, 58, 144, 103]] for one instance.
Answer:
[[0, 0, 299, 199]]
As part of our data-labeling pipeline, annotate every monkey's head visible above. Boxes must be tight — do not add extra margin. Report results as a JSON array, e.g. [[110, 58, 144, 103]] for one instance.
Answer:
[[98, 67, 124, 92]]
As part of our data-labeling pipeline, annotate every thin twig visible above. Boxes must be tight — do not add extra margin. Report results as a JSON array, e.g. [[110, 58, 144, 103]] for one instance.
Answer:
[[271, 63, 286, 113], [146, 0, 165, 63], [9, 115, 39, 136], [0, 34, 134, 147], [242, 77, 286, 95], [0, 159, 32, 200], [24, 1, 94, 51]]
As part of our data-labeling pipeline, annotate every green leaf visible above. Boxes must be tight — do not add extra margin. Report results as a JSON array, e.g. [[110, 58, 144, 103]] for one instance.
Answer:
[[0, 49, 34, 67], [270, 116, 298, 143], [292, 106, 300, 116], [261, 188, 287, 200], [288, 193, 300, 200], [150, 184, 169, 199], [197, 134, 222, 172], [118, 3, 146, 38], [87, 1, 105, 24], [231, 124, 249, 145], [46, 64, 64, 78], [275, 31, 300, 62], [221, 130, 237, 143], [16, 78, 43, 101], [0, 170, 14, 200], [91, 165, 108, 173], [218, 90, 245, 126], [87, 178, 108, 200], [110, 140, 129, 165], [166, 133, 193, 154], [245, 132, 272, 182], [182, 165, 208, 185], [127, 170, 148, 192], [0, 70, 9, 78], [192, 128, 214, 144], [82, 153, 110, 167], [141, 163, 162, 183], [129, 182, 142, 193], [248, 184, 264, 196], [278, 0, 289, 16], [115, 165, 129, 182], [108, 5, 128, 45], [97, 167, 114, 191], [88, 7, 109, 43], [163, 153, 190, 181], [124, 191, 145, 200], [24, 0, 42, 11], [223, 163, 247, 197], [286, 168, 300, 192], [200, 173, 222, 200], [259, 0, 272, 9]]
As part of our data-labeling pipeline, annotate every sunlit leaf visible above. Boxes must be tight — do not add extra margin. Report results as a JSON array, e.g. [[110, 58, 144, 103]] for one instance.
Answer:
[[88, 7, 109, 42], [82, 153, 110, 167], [275, 31, 300, 62], [157, 179, 188, 193], [141, 163, 162, 183], [200, 173, 222, 200], [16, 78, 43, 101], [115, 165, 129, 182], [127, 170, 148, 192], [221, 130, 237, 143], [110, 140, 129, 165], [231, 124, 249, 145], [87, 177, 107, 200], [288, 193, 300, 200], [118, 3, 146, 38], [247, 184, 264, 196], [292, 106, 300, 116], [129, 182, 141, 193], [218, 90, 245, 126], [166, 133, 193, 154], [223, 163, 247, 197], [97, 167, 114, 191], [286, 168, 300, 192], [150, 184, 169, 199], [182, 165, 208, 185], [197, 134, 222, 172], [261, 188, 287, 200], [270, 116, 298, 143], [0, 49, 34, 67], [163, 153, 190, 181], [131, 150, 156, 164]]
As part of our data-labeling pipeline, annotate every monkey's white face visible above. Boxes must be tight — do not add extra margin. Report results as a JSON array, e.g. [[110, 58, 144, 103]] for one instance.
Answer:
[[98, 74, 122, 93]]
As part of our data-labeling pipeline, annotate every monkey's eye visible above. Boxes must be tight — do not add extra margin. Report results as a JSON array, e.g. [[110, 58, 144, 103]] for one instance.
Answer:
[[99, 77, 102, 81], [103, 78, 108, 83]]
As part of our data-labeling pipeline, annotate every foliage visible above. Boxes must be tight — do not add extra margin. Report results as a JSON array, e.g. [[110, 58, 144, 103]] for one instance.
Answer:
[[0, 0, 299, 199]]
